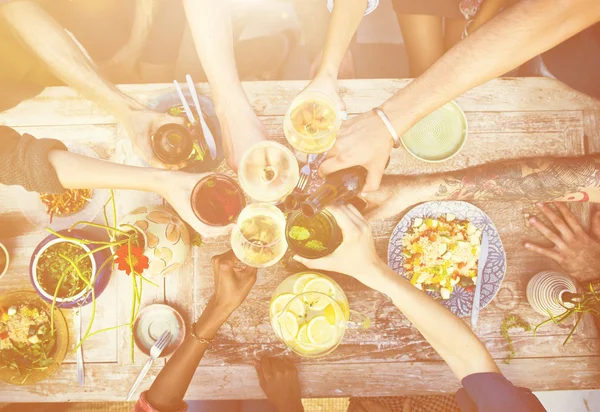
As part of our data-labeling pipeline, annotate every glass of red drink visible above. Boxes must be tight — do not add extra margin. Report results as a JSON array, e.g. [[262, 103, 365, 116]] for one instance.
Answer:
[[190, 174, 246, 226]]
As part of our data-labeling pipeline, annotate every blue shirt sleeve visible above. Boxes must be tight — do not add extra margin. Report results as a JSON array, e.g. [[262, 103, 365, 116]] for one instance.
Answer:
[[456, 373, 546, 412]]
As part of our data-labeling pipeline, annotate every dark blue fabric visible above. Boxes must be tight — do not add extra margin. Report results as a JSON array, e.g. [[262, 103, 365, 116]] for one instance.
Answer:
[[456, 373, 546, 412]]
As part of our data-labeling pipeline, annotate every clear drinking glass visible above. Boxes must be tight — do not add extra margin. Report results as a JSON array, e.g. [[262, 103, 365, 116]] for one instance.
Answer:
[[237, 141, 299, 203], [284, 91, 341, 154], [231, 203, 288, 268]]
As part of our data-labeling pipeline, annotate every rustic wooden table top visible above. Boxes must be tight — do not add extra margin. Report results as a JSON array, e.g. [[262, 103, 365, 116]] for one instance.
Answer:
[[1, 78, 600, 402]]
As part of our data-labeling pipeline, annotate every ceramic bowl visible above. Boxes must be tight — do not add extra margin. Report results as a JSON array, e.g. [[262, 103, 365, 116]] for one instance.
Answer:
[[29, 229, 112, 308], [119, 206, 191, 277], [526, 271, 578, 316]]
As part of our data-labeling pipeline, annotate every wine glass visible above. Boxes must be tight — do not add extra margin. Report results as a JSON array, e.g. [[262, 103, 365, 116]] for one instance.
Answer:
[[231, 203, 288, 268], [237, 141, 299, 203], [284, 91, 341, 155]]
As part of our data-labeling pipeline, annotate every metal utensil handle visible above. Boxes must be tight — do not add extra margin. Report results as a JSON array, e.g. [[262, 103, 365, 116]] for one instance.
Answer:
[[471, 232, 489, 328], [173, 80, 196, 125], [75, 310, 84, 386], [185, 74, 217, 160], [126, 358, 154, 401]]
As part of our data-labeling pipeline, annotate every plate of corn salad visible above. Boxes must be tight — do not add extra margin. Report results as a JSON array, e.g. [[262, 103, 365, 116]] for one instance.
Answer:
[[388, 201, 506, 317]]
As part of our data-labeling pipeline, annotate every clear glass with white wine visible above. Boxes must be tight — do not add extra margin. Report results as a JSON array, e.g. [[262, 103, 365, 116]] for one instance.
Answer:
[[284, 91, 341, 154], [238, 141, 299, 203], [231, 203, 288, 268]]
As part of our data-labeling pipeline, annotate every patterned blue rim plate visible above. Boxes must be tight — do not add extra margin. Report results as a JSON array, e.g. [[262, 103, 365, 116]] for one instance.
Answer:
[[387, 201, 506, 317]]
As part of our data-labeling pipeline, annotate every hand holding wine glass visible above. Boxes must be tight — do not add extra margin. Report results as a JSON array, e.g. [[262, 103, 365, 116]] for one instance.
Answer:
[[156, 170, 236, 238]]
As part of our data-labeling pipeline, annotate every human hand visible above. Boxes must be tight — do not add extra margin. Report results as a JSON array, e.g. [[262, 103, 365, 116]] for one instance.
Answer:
[[216, 102, 268, 171], [157, 170, 235, 238], [256, 357, 304, 412], [319, 110, 395, 192], [122, 109, 186, 168], [211, 250, 257, 313], [292, 205, 384, 289], [301, 74, 347, 118], [525, 203, 600, 283]]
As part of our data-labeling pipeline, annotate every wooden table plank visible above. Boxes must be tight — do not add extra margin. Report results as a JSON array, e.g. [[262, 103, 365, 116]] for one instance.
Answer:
[[1, 79, 599, 128], [1, 356, 599, 402], [2, 79, 600, 401]]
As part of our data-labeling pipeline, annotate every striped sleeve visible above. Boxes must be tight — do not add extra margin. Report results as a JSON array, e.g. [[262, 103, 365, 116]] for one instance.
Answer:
[[327, 0, 379, 16]]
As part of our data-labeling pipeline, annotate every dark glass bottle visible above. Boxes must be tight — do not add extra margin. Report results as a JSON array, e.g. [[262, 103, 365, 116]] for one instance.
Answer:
[[300, 166, 367, 217], [151, 123, 194, 165]]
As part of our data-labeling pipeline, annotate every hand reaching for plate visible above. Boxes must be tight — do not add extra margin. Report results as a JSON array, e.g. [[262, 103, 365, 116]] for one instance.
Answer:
[[525, 203, 600, 283]]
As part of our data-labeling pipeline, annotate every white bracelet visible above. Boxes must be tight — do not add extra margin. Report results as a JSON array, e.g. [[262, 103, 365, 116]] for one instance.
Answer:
[[373, 107, 402, 149]]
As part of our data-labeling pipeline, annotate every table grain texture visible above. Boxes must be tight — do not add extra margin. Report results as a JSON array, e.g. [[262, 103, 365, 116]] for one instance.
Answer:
[[1, 78, 600, 402]]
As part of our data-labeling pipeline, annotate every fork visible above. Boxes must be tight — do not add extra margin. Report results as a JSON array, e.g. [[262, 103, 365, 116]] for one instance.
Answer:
[[294, 153, 318, 193], [126, 330, 172, 401]]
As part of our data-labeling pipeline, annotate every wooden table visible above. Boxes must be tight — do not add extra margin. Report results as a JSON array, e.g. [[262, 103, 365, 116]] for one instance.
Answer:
[[1, 78, 600, 402]]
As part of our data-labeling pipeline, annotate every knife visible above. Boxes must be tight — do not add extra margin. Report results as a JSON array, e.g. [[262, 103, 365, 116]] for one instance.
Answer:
[[471, 232, 489, 328], [186, 74, 217, 160], [74, 308, 85, 386]]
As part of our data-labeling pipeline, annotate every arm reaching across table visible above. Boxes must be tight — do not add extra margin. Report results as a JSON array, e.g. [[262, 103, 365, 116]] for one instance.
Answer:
[[301, 0, 370, 113], [365, 153, 600, 221], [293, 205, 546, 411], [0, 0, 182, 167], [138, 250, 257, 412], [320, 0, 600, 192], [183, 0, 267, 171], [0, 126, 231, 237]]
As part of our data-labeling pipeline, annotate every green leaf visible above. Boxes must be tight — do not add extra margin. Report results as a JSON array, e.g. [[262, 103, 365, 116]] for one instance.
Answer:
[[288, 226, 310, 241], [305, 240, 327, 252]]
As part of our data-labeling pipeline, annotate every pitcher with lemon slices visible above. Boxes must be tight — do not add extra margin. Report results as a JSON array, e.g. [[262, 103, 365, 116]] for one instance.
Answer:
[[270, 272, 370, 358]]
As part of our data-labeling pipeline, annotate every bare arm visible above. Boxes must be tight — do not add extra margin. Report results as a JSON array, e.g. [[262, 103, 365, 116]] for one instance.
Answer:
[[104, 0, 162, 66], [182, 0, 267, 170], [295, 206, 499, 381], [383, 0, 600, 132], [0, 0, 144, 117], [367, 154, 600, 220], [317, 0, 368, 79], [302, 0, 369, 111], [322, 0, 600, 191], [0, 0, 182, 166], [144, 251, 257, 411], [47, 149, 232, 238], [373, 261, 499, 380]]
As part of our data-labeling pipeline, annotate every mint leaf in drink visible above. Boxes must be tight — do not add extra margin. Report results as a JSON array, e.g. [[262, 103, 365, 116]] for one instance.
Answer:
[[305, 240, 327, 252], [288, 226, 310, 241]]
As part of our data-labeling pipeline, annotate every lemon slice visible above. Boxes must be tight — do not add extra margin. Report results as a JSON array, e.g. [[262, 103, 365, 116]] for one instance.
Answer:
[[307, 315, 337, 347], [270, 293, 306, 319], [293, 273, 319, 295], [323, 304, 337, 325], [302, 277, 337, 310], [277, 311, 299, 342]]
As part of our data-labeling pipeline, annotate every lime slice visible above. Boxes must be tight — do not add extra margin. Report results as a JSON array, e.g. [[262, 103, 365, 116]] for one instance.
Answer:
[[307, 315, 337, 347], [293, 273, 319, 295], [277, 311, 299, 342], [302, 277, 337, 310]]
